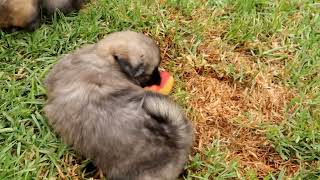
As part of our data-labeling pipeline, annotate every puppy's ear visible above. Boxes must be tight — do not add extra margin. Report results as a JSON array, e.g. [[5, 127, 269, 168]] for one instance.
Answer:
[[114, 55, 144, 78]]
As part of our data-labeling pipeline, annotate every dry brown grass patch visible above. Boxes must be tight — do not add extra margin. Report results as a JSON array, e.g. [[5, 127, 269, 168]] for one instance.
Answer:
[[176, 34, 298, 176], [183, 69, 297, 176]]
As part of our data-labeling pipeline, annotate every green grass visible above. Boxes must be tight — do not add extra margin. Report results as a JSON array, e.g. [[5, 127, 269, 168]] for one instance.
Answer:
[[185, 140, 239, 180], [1, 0, 319, 179]]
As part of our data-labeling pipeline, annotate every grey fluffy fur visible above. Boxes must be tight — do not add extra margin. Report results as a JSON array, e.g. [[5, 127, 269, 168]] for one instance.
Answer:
[[44, 31, 194, 180]]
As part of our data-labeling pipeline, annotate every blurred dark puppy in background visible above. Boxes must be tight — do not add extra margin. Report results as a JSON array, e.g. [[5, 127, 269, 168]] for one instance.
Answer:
[[44, 31, 194, 180], [0, 0, 84, 31], [41, 0, 84, 16]]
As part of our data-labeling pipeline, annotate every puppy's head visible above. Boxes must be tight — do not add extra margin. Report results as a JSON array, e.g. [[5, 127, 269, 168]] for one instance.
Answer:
[[97, 31, 161, 87]]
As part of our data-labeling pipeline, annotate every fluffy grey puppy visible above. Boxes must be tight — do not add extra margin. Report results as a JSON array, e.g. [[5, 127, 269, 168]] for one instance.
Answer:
[[44, 31, 194, 180]]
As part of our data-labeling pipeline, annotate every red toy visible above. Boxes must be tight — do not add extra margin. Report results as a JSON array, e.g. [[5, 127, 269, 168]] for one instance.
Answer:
[[145, 71, 174, 95]]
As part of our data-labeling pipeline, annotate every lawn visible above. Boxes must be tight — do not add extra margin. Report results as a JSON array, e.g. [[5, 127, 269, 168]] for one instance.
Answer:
[[0, 0, 319, 179]]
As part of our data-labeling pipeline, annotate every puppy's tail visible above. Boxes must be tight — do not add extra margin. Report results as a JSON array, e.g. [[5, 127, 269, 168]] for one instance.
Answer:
[[142, 91, 193, 149]]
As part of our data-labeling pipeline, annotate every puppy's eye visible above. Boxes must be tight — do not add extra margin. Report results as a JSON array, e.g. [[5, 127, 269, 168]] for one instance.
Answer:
[[113, 55, 119, 61], [134, 63, 144, 77]]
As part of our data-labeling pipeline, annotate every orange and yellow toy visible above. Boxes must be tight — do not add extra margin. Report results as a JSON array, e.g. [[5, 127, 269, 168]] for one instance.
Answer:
[[144, 71, 174, 95]]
